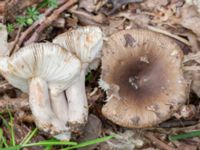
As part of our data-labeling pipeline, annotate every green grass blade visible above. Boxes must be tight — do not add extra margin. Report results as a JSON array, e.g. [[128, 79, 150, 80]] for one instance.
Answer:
[[169, 130, 200, 141], [62, 135, 114, 150], [0, 128, 8, 147], [1, 145, 21, 150], [23, 140, 77, 147], [8, 110, 15, 146], [44, 145, 53, 150], [20, 128, 38, 145], [0, 115, 9, 129]]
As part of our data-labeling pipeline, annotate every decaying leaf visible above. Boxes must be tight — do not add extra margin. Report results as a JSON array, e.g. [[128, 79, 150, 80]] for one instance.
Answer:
[[186, 0, 200, 13], [180, 5, 200, 41], [79, 0, 97, 13], [78, 114, 102, 150], [141, 0, 169, 10], [106, 130, 144, 150], [106, 0, 143, 15]]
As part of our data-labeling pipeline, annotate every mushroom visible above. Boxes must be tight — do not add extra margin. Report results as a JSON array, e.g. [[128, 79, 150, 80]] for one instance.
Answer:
[[53, 26, 103, 131], [99, 29, 187, 128], [0, 43, 81, 139]]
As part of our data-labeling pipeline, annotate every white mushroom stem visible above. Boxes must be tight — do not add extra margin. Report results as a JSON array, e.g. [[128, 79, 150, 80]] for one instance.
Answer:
[[50, 92, 69, 123], [29, 77, 70, 139], [66, 64, 88, 128]]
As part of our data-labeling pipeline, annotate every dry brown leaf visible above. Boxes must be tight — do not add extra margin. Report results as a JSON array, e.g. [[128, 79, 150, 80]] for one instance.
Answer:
[[106, 0, 143, 15], [186, 0, 200, 13], [141, 0, 169, 10], [180, 5, 200, 41], [78, 114, 102, 150], [79, 0, 97, 12], [106, 130, 144, 150]]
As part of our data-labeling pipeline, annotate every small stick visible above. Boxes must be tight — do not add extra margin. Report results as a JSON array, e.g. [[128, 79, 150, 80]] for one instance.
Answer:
[[145, 132, 176, 150], [69, 9, 105, 24], [9, 26, 22, 55], [183, 51, 200, 63], [183, 66, 200, 71], [24, 0, 77, 45], [147, 26, 191, 46], [10, 0, 68, 55], [0, 81, 13, 92]]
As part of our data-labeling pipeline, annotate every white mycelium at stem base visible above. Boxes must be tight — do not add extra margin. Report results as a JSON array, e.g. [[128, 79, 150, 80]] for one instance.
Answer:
[[53, 26, 103, 130]]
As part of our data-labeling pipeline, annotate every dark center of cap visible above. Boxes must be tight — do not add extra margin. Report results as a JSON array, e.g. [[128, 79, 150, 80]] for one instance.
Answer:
[[112, 52, 167, 104]]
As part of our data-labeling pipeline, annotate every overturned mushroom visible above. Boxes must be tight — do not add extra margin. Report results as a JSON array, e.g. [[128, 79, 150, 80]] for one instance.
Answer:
[[0, 43, 81, 139], [100, 29, 187, 128], [53, 26, 103, 131]]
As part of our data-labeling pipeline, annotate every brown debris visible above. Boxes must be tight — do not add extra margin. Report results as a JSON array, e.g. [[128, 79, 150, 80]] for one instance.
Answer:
[[180, 5, 200, 41], [1, 0, 200, 149], [145, 132, 176, 150], [24, 0, 78, 45], [0, 97, 29, 113]]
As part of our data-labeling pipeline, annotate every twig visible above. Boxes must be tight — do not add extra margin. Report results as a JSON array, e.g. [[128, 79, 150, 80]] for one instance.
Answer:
[[24, 0, 78, 45], [147, 25, 191, 46], [145, 132, 176, 150], [183, 66, 200, 71], [159, 120, 198, 128], [69, 8, 105, 24], [183, 51, 200, 63], [0, 98, 29, 113], [0, 81, 13, 92], [10, 0, 68, 55], [9, 26, 22, 55]]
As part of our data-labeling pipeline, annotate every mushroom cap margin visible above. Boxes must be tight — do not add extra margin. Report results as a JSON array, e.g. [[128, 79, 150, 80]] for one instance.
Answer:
[[100, 29, 188, 128]]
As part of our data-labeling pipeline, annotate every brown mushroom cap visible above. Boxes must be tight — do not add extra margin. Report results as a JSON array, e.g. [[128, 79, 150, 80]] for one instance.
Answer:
[[100, 29, 187, 128]]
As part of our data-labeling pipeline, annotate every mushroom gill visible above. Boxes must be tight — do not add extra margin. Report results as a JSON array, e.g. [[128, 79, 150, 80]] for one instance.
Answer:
[[100, 29, 187, 128]]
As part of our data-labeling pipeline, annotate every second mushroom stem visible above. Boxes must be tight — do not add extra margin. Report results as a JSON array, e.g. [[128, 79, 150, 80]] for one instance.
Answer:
[[29, 77, 69, 135], [50, 92, 69, 123], [66, 64, 88, 131]]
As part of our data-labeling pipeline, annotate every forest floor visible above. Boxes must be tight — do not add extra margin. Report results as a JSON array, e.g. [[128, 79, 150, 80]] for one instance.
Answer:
[[0, 0, 200, 149]]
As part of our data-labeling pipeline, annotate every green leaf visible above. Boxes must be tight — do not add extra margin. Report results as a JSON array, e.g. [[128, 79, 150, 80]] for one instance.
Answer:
[[86, 72, 93, 82], [62, 135, 114, 150], [47, 0, 58, 8], [23, 140, 77, 147], [26, 18, 33, 25], [20, 128, 38, 145], [8, 110, 15, 146], [38, 0, 58, 9], [1, 145, 21, 150], [26, 7, 39, 21], [16, 16, 27, 27], [6, 24, 14, 33], [169, 130, 200, 141]]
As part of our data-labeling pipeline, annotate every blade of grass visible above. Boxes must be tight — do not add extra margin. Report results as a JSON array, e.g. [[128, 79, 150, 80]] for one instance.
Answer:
[[8, 110, 15, 146], [1, 145, 21, 150], [169, 130, 200, 141], [0, 128, 8, 147], [62, 135, 114, 150], [23, 140, 77, 147], [20, 128, 38, 145], [44, 145, 53, 150], [0, 115, 9, 129]]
